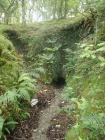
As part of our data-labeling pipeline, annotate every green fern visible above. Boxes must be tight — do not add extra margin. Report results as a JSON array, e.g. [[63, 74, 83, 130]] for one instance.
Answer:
[[0, 34, 36, 139], [81, 113, 105, 132], [18, 88, 31, 101]]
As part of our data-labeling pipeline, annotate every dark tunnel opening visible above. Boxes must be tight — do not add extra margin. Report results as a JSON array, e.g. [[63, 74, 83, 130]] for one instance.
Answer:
[[52, 77, 66, 88]]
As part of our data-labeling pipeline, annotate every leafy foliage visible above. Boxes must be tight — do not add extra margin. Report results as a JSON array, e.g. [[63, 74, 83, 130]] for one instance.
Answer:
[[0, 34, 35, 139], [65, 38, 105, 139]]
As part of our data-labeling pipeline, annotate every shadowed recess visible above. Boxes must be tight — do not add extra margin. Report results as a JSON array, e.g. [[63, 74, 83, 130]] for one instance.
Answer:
[[52, 77, 66, 88]]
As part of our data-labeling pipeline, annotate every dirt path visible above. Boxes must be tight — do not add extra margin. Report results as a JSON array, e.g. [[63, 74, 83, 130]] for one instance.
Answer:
[[31, 88, 63, 140], [7, 86, 70, 140]]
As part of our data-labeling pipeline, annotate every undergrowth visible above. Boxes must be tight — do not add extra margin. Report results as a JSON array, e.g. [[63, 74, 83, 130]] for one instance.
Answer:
[[1, 13, 98, 140], [0, 34, 36, 139], [65, 34, 105, 140]]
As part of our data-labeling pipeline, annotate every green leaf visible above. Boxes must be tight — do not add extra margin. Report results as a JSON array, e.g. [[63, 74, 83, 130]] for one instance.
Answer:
[[18, 88, 31, 101], [97, 42, 105, 47], [5, 121, 18, 126], [98, 56, 105, 62], [18, 73, 31, 83], [96, 47, 105, 52], [0, 116, 4, 138]]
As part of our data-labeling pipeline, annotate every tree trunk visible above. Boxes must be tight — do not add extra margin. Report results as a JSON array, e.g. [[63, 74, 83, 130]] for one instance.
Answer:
[[4, 13, 9, 24], [53, 0, 57, 19], [22, 0, 26, 24], [64, 0, 68, 18], [58, 0, 63, 19]]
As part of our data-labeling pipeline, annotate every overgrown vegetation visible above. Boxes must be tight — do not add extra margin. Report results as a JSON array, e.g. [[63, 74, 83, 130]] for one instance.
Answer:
[[0, 0, 105, 140], [0, 33, 36, 139], [64, 2, 105, 139], [5, 14, 94, 84], [65, 40, 105, 140]]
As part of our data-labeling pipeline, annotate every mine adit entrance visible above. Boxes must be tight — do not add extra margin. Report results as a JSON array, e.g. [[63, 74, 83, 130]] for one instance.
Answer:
[[52, 76, 66, 88]]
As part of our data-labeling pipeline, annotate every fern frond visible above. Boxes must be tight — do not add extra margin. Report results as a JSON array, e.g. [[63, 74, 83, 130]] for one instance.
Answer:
[[0, 89, 18, 106], [81, 113, 105, 131], [18, 73, 33, 83], [18, 88, 31, 101]]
